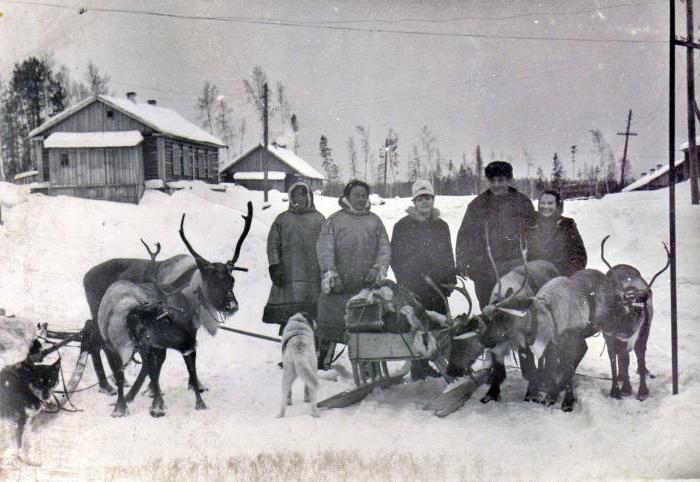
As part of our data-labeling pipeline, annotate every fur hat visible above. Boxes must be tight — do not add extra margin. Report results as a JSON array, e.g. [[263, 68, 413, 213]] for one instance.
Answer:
[[412, 179, 434, 200], [485, 161, 513, 180]]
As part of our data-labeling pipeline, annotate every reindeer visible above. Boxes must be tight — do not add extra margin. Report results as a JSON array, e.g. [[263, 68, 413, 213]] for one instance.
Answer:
[[84, 202, 252, 395], [476, 222, 561, 403], [598, 235, 670, 400], [96, 206, 253, 416]]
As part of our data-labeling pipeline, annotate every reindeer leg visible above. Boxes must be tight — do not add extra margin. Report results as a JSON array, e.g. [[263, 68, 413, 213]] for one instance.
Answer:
[[560, 334, 587, 412], [635, 320, 651, 401], [618, 348, 632, 396], [480, 358, 505, 403], [605, 336, 621, 399], [148, 349, 166, 417], [520, 348, 540, 402], [183, 351, 207, 410], [90, 327, 116, 395], [105, 350, 128, 417], [185, 350, 207, 392], [542, 344, 561, 407]]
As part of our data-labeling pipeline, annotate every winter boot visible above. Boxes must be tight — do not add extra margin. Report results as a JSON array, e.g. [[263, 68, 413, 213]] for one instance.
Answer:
[[317, 339, 336, 371]]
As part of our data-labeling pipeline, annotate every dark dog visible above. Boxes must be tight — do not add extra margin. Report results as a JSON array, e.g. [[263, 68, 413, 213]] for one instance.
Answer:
[[0, 358, 60, 450]]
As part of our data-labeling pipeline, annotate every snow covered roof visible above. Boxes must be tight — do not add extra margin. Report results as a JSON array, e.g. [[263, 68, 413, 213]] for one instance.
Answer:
[[44, 131, 144, 148], [13, 170, 38, 180], [29, 95, 225, 147], [622, 157, 684, 192], [221, 143, 325, 180], [679, 135, 700, 150], [233, 171, 286, 180]]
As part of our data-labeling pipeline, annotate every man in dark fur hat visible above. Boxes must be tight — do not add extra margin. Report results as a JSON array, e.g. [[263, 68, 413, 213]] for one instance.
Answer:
[[456, 161, 536, 309]]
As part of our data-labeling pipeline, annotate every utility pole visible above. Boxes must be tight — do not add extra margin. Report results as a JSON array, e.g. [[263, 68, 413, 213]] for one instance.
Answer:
[[570, 145, 577, 182], [670, 0, 679, 395], [617, 109, 637, 188], [686, 0, 700, 204], [263, 83, 269, 203]]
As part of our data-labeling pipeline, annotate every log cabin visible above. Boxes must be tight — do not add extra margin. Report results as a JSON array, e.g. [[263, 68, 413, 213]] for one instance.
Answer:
[[27, 92, 225, 204]]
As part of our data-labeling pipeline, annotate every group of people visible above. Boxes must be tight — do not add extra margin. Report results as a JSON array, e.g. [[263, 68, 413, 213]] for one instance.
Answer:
[[262, 161, 587, 379]]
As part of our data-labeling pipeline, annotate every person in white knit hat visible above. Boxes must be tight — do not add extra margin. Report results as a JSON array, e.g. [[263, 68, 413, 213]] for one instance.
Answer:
[[390, 179, 456, 380]]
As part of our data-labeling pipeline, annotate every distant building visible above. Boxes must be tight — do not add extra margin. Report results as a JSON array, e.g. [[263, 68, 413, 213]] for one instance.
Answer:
[[219, 143, 325, 192], [13, 170, 39, 185], [27, 93, 225, 204]]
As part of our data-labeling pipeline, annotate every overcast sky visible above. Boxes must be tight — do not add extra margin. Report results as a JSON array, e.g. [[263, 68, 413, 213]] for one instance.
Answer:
[[0, 0, 686, 181]]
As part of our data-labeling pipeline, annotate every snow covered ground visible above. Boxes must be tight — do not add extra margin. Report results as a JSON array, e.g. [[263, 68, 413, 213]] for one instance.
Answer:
[[0, 180, 698, 480]]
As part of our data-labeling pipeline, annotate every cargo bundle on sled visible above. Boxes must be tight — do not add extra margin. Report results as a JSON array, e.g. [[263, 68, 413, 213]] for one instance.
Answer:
[[318, 277, 490, 413]]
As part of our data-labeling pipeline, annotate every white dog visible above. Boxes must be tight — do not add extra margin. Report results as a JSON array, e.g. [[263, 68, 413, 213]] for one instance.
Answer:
[[278, 313, 320, 418]]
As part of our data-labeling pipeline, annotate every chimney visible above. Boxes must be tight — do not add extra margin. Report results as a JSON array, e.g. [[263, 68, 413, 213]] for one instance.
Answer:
[[649, 168, 655, 174], [656, 164, 663, 170], [126, 92, 137, 103], [147, 99, 157, 106], [640, 171, 646, 177]]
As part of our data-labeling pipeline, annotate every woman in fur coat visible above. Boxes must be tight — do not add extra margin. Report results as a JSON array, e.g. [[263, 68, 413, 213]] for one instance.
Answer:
[[263, 181, 325, 332]]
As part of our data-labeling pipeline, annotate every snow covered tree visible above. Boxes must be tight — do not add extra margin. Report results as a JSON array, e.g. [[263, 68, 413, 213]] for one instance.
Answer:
[[347, 136, 359, 180], [243, 66, 268, 124], [320, 135, 339, 184], [590, 129, 616, 194], [276, 82, 291, 127], [356, 125, 373, 182], [475, 144, 483, 193], [215, 96, 235, 155], [290, 113, 300, 154], [1, 56, 66, 176], [85, 61, 110, 96], [535, 166, 547, 192], [196, 81, 218, 134], [551, 152, 564, 190], [408, 144, 421, 181], [238, 118, 246, 155]]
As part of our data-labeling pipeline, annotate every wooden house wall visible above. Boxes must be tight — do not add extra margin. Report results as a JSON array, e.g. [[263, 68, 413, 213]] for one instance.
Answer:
[[164, 138, 219, 182], [233, 179, 286, 192], [143, 137, 159, 180], [44, 100, 149, 135], [220, 147, 323, 191], [223, 147, 290, 177], [46, 147, 143, 203]]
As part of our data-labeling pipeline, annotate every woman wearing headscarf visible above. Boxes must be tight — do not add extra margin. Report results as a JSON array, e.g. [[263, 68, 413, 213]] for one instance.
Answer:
[[315, 180, 391, 368], [263, 181, 325, 333], [526, 190, 587, 276]]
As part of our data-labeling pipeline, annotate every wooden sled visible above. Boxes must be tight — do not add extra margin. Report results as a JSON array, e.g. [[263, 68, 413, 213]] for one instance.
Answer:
[[318, 331, 452, 409]]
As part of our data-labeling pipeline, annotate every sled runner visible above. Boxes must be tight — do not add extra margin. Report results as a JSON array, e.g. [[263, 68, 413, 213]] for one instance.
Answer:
[[317, 281, 464, 409]]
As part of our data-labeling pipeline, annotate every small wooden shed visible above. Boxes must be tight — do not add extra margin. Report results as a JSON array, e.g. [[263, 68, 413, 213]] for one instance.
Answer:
[[220, 143, 325, 192], [27, 93, 225, 204]]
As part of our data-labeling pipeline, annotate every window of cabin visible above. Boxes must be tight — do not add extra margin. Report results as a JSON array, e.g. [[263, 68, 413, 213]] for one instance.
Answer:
[[202, 149, 208, 178], [187, 146, 194, 176], [106, 110, 114, 119], [60, 152, 70, 167], [173, 144, 182, 175]]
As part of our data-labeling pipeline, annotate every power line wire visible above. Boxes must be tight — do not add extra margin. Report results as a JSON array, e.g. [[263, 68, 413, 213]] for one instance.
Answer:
[[1, 0, 667, 44]]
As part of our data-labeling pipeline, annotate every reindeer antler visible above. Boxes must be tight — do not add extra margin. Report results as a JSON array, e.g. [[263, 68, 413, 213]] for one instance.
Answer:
[[140, 238, 161, 284], [445, 276, 473, 320], [600, 235, 614, 271], [424, 275, 452, 324], [140, 239, 161, 260], [179, 214, 208, 266], [647, 242, 671, 288], [229, 201, 253, 272], [484, 220, 502, 299]]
